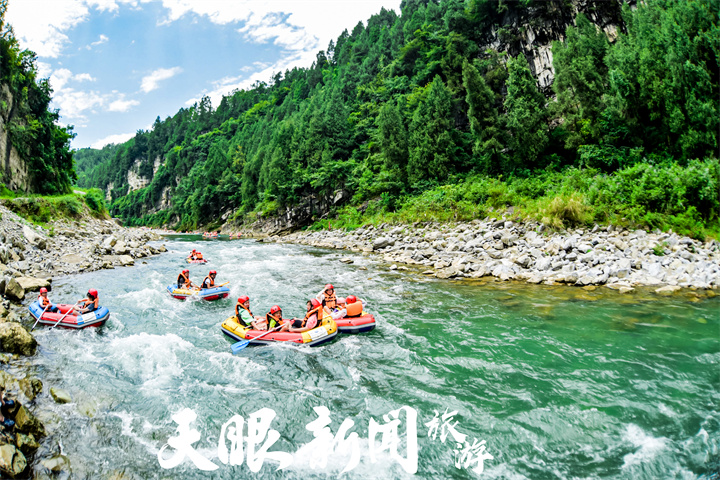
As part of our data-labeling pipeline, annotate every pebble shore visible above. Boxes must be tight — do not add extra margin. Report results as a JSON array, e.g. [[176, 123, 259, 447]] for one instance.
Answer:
[[264, 219, 720, 294]]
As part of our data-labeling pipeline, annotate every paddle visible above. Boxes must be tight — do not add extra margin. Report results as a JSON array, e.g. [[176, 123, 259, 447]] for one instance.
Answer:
[[50, 303, 81, 330], [31, 304, 51, 332], [231, 325, 282, 354]]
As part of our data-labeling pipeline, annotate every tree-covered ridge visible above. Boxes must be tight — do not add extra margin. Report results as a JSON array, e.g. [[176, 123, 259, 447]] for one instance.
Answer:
[[0, 0, 76, 194], [77, 0, 719, 234]]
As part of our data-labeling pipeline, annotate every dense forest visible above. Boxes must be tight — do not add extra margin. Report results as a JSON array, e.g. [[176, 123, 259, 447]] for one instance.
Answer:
[[0, 0, 75, 194], [76, 0, 719, 237]]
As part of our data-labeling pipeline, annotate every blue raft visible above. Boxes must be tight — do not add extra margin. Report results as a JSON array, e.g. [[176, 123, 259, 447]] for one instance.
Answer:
[[28, 301, 110, 329]]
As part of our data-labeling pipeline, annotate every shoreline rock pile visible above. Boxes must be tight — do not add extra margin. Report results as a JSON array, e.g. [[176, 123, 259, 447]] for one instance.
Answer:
[[267, 219, 720, 293], [0, 206, 166, 302]]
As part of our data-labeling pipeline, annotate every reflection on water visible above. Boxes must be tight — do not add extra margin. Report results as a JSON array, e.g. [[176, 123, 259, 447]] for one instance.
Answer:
[[21, 235, 720, 479]]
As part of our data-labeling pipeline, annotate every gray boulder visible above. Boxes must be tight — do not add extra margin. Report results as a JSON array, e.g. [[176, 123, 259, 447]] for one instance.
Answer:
[[0, 324, 37, 356], [0, 444, 27, 478], [4, 279, 24, 302]]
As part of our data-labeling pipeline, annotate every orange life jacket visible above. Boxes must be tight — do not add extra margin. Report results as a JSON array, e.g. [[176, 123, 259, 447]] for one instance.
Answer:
[[38, 294, 51, 308], [323, 292, 338, 309], [345, 301, 363, 317], [303, 306, 324, 328], [196, 252, 203, 259], [236, 302, 253, 319], [202, 275, 215, 288]]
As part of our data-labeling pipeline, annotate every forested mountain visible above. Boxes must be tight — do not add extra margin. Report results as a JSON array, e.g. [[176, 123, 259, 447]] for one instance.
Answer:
[[77, 0, 719, 235], [0, 0, 75, 194]]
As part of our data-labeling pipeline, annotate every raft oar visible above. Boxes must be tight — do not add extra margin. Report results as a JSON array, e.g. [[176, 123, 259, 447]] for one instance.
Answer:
[[232, 325, 282, 354], [31, 304, 51, 331], [50, 303, 80, 330]]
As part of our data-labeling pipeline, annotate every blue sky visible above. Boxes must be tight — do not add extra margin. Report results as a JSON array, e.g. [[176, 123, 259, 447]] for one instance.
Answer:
[[6, 0, 400, 148]]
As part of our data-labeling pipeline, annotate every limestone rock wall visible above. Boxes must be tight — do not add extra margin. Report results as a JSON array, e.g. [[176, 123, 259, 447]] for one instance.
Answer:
[[0, 86, 30, 192]]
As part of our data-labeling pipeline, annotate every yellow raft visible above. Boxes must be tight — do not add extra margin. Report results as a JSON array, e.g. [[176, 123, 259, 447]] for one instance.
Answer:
[[221, 312, 338, 347]]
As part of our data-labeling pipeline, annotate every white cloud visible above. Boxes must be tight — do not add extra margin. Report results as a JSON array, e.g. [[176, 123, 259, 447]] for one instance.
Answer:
[[140, 66, 183, 93], [50, 68, 96, 90], [108, 98, 140, 112], [87, 34, 110, 49], [90, 131, 136, 149], [5, 0, 91, 58], [76, 73, 96, 82]]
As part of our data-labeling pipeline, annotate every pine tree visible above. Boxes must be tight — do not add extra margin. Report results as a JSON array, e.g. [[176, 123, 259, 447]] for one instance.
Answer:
[[504, 54, 548, 170], [408, 75, 457, 184]]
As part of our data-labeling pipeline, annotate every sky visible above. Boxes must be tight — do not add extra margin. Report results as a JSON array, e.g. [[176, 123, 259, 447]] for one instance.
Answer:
[[6, 0, 401, 149]]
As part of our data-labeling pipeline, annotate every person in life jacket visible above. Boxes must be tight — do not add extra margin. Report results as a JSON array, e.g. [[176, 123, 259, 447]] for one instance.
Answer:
[[201, 270, 217, 289], [177, 269, 194, 289], [289, 299, 323, 333], [265, 305, 289, 332], [37, 287, 59, 313], [73, 289, 99, 315], [235, 296, 265, 330], [195, 251, 204, 260], [188, 249, 197, 260], [316, 284, 346, 312], [344, 295, 365, 317]]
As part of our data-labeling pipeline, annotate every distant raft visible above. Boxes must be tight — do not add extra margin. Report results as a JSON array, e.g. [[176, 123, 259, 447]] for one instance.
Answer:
[[28, 301, 110, 329], [167, 285, 230, 301], [220, 314, 338, 347], [186, 258, 208, 264]]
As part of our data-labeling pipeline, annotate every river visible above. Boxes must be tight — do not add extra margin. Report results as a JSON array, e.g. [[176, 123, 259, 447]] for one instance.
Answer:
[[25, 235, 719, 479]]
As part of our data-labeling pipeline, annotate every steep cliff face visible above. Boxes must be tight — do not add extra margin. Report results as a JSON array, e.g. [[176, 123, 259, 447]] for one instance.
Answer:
[[487, 0, 631, 92], [0, 85, 30, 192]]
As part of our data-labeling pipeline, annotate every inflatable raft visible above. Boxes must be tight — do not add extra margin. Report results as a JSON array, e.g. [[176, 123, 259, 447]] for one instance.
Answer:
[[186, 258, 208, 264], [221, 314, 338, 347], [335, 312, 376, 334], [167, 285, 229, 301], [28, 301, 110, 329]]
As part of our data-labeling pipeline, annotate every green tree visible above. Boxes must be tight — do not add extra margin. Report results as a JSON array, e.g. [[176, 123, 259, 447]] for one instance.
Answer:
[[504, 54, 548, 170], [462, 59, 504, 173], [376, 100, 408, 174], [408, 75, 457, 185], [551, 13, 610, 149]]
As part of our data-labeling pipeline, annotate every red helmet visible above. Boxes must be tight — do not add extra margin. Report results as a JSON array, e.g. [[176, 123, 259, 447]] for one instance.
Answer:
[[192, 249, 196, 252], [182, 269, 189, 274], [310, 299, 321, 308], [346, 295, 357, 304], [324, 284, 334, 291], [270, 305, 281, 314], [88, 289, 98, 298], [40, 287, 48, 294], [238, 295, 249, 304], [209, 270, 217, 275]]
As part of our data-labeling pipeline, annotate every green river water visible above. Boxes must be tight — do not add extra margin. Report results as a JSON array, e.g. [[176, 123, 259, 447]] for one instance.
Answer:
[[20, 236, 719, 479]]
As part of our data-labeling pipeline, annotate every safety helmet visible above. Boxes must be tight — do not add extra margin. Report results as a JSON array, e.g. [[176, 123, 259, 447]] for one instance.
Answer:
[[39, 287, 48, 294], [346, 295, 357, 304], [192, 249, 196, 252], [88, 289, 98, 298], [209, 270, 217, 275], [324, 284, 334, 291], [238, 295, 249, 304], [270, 305, 281, 314], [182, 269, 189, 274], [310, 299, 321, 308]]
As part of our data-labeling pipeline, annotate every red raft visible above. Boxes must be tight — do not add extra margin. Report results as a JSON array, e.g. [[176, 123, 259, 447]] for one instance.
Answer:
[[333, 302, 376, 334], [28, 301, 110, 329]]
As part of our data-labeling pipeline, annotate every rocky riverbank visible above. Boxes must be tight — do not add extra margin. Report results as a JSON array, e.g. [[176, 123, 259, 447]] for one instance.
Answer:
[[264, 219, 720, 293], [0, 205, 166, 478]]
